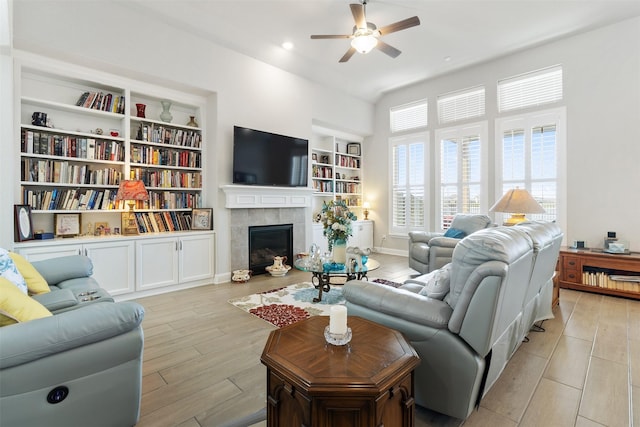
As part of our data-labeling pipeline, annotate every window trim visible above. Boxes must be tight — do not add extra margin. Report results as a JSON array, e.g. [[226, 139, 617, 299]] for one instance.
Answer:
[[434, 121, 489, 232], [494, 107, 567, 231]]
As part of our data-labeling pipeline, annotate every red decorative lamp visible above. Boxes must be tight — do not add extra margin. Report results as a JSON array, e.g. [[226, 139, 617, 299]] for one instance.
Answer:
[[115, 180, 149, 235]]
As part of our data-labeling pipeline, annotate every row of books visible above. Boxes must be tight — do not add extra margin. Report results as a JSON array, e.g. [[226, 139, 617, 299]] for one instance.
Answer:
[[130, 168, 202, 189], [135, 124, 202, 148], [334, 182, 361, 194], [22, 159, 122, 186], [312, 181, 333, 193], [76, 91, 125, 114], [335, 154, 361, 169], [135, 211, 192, 234], [22, 130, 124, 161], [130, 145, 201, 168], [582, 271, 640, 292], [312, 165, 333, 179], [146, 191, 200, 210], [23, 188, 121, 211]]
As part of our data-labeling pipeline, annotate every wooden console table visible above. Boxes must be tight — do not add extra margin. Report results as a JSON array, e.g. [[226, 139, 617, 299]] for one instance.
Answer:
[[261, 316, 420, 427], [558, 247, 640, 300]]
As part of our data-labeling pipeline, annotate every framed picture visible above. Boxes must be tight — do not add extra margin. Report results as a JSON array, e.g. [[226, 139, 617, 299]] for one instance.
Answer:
[[55, 213, 81, 237], [192, 208, 213, 230], [14, 205, 34, 242], [312, 153, 318, 162], [347, 143, 361, 156], [335, 172, 341, 180], [94, 221, 109, 236]]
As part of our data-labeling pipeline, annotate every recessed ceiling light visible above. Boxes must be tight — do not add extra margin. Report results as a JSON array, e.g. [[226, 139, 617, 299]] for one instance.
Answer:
[[282, 41, 294, 50]]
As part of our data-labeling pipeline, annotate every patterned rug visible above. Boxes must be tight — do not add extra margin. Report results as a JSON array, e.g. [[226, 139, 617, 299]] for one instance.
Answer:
[[228, 282, 345, 328], [228, 279, 404, 328]]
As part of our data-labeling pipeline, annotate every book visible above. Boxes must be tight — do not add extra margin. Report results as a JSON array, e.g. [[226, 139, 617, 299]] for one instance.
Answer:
[[76, 91, 90, 106]]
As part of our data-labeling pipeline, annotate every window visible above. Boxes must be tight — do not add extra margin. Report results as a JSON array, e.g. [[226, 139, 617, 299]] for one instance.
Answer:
[[390, 133, 427, 234], [498, 65, 563, 112], [495, 108, 566, 227], [437, 86, 485, 124], [435, 123, 488, 229], [390, 99, 428, 133]]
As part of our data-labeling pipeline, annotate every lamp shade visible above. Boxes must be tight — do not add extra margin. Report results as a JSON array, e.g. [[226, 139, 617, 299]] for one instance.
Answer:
[[351, 33, 378, 53], [490, 187, 544, 225], [115, 180, 149, 202]]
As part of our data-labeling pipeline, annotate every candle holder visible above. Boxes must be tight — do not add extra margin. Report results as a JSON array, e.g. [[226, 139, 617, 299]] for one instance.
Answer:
[[324, 325, 352, 346]]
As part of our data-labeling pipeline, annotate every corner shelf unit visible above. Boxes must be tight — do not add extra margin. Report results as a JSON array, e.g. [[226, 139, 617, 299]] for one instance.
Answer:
[[311, 126, 364, 210], [15, 56, 207, 237]]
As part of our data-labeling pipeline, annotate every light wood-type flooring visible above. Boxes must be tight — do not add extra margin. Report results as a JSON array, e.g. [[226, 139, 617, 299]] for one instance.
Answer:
[[133, 253, 639, 427]]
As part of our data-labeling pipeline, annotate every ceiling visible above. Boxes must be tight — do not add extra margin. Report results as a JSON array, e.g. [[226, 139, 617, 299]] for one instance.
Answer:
[[124, 0, 640, 102]]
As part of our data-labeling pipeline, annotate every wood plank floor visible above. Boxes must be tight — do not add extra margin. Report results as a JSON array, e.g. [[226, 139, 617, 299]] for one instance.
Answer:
[[133, 253, 640, 426]]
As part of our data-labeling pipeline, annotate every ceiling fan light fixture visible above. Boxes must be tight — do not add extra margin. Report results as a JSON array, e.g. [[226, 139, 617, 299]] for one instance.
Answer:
[[351, 32, 378, 54]]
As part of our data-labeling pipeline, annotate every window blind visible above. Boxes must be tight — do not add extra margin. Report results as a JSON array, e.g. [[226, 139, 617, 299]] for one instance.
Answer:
[[390, 99, 428, 133], [498, 66, 563, 112], [437, 86, 485, 124]]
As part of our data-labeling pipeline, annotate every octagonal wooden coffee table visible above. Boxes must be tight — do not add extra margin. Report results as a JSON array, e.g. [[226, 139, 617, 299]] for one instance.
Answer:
[[261, 315, 420, 427]]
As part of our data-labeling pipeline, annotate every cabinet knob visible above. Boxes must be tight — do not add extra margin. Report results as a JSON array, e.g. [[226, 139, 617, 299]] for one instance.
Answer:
[[568, 260, 576, 267]]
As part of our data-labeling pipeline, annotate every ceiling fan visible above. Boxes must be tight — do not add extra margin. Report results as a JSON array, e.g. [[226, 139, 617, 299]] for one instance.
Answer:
[[310, 1, 420, 63]]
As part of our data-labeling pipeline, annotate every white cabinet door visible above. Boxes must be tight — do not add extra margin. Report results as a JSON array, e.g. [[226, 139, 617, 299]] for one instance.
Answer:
[[84, 240, 135, 295], [15, 244, 83, 261], [311, 223, 329, 254], [179, 233, 214, 283], [351, 220, 374, 250], [136, 237, 179, 291]]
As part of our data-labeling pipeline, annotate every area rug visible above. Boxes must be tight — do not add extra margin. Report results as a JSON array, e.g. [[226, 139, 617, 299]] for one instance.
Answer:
[[228, 282, 345, 328]]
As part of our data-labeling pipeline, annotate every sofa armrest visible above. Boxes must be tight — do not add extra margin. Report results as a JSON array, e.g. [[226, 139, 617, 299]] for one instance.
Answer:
[[31, 255, 93, 286], [343, 280, 452, 329], [31, 288, 78, 312], [428, 236, 462, 248], [0, 302, 144, 369], [408, 231, 444, 244]]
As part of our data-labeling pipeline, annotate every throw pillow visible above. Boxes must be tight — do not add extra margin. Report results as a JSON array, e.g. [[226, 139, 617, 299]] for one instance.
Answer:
[[0, 278, 53, 326], [0, 248, 28, 294], [418, 264, 452, 300], [9, 252, 50, 295], [443, 228, 466, 239]]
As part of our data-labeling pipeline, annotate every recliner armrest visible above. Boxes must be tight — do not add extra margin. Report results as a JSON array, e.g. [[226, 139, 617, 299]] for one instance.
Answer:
[[428, 236, 462, 248], [0, 301, 144, 369], [343, 280, 452, 329], [31, 288, 78, 312], [408, 231, 444, 244]]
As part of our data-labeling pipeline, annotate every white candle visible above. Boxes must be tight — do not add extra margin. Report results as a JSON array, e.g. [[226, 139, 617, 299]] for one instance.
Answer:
[[329, 305, 348, 335]]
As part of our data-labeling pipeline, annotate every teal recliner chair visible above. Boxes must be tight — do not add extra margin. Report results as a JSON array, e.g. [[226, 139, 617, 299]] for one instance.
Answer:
[[0, 255, 145, 427]]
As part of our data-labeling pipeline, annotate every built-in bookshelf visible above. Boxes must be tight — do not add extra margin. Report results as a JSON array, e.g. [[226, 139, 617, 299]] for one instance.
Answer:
[[16, 60, 207, 237], [311, 126, 364, 212]]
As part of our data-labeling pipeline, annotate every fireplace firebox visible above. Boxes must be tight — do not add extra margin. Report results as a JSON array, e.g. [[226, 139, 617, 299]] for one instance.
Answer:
[[249, 224, 293, 275]]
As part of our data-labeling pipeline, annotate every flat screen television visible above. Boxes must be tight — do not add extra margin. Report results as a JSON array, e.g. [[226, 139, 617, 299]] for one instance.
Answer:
[[233, 126, 308, 187]]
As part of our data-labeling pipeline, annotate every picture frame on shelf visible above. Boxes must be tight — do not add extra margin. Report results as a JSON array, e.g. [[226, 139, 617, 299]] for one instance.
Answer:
[[347, 143, 361, 156], [335, 172, 341, 180], [14, 205, 34, 242], [312, 153, 318, 162], [55, 213, 81, 237], [320, 155, 330, 164], [192, 208, 213, 230]]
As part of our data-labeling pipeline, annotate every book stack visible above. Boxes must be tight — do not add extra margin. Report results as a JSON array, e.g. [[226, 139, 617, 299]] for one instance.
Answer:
[[134, 211, 192, 234], [22, 187, 118, 211], [22, 130, 124, 162], [76, 91, 125, 114]]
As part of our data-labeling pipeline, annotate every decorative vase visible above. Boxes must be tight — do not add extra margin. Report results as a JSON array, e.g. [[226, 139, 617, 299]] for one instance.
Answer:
[[332, 238, 347, 264], [186, 116, 198, 127], [160, 100, 173, 122], [135, 103, 146, 118]]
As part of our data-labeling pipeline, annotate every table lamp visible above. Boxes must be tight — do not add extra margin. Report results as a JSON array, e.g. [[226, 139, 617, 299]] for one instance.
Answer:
[[115, 180, 149, 235], [362, 201, 371, 220], [489, 187, 545, 226]]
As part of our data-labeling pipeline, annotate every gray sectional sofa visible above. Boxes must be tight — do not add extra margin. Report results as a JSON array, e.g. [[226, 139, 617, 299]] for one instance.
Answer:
[[343, 221, 563, 419], [0, 255, 145, 427]]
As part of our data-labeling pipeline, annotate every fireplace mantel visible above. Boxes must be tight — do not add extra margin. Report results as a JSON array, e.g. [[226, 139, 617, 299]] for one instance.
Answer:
[[221, 185, 314, 209]]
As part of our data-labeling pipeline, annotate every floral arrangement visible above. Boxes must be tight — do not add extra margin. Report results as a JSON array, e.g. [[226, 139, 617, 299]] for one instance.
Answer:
[[320, 199, 357, 250]]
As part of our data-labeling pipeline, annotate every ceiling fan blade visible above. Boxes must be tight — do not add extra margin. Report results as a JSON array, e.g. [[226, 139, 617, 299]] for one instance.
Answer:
[[350, 3, 366, 29], [377, 16, 420, 36], [376, 40, 402, 58], [311, 34, 352, 39], [339, 47, 357, 63]]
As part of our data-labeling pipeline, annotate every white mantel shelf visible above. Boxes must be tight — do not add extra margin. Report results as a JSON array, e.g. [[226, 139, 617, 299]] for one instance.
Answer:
[[221, 185, 314, 209]]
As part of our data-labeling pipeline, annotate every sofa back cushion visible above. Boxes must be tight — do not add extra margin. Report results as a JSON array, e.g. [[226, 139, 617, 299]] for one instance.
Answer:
[[450, 214, 492, 236]]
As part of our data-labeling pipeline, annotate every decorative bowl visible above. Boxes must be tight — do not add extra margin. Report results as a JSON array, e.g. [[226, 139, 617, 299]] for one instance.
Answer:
[[265, 265, 291, 277]]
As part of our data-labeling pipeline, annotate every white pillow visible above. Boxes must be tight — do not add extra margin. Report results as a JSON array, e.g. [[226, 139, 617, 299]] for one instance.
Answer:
[[0, 248, 28, 294], [418, 263, 451, 300]]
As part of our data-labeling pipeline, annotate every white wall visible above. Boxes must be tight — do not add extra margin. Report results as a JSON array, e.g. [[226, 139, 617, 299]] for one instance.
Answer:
[[4, 1, 374, 277], [368, 16, 640, 253]]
